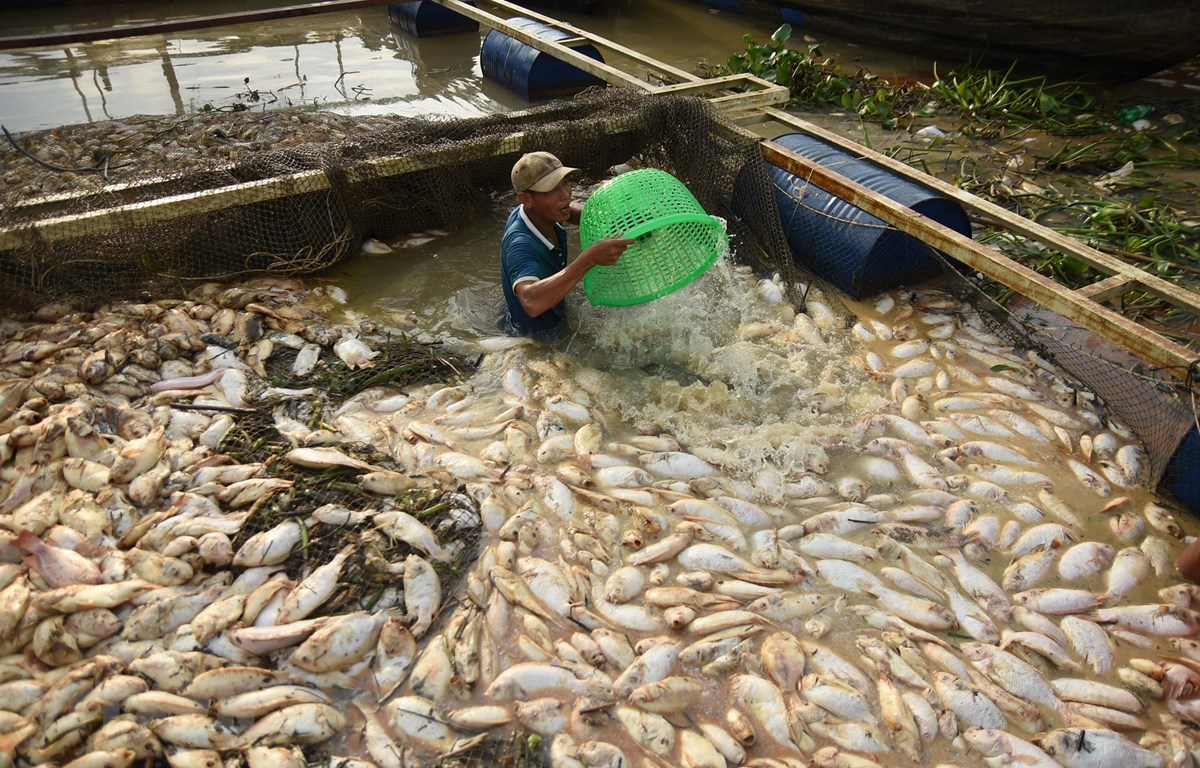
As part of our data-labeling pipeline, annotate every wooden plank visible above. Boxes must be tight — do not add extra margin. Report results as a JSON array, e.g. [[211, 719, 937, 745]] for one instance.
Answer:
[[654, 73, 784, 96], [1078, 274, 1136, 302], [650, 75, 789, 109], [758, 106, 1200, 317], [0, 172, 329, 250], [756, 138, 1200, 380], [709, 88, 791, 111], [0, 0, 405, 50]]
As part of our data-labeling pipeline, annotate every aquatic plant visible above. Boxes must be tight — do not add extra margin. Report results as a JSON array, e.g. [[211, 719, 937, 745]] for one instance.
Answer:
[[721, 24, 922, 124], [1044, 130, 1200, 172], [924, 64, 1098, 128]]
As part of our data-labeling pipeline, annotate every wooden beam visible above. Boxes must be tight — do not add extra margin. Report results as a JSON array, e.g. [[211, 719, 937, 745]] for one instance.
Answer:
[[0, 0, 405, 50], [1077, 274, 1136, 302], [757, 138, 1199, 380], [435, 1, 785, 108], [758, 107, 1200, 318]]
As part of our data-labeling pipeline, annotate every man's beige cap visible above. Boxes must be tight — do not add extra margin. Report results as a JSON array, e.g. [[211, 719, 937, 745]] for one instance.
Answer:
[[512, 151, 580, 193]]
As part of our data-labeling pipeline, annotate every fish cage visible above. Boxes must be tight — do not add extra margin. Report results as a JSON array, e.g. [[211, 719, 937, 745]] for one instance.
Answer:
[[4, 84, 1200, 768], [0, 88, 1195, 504]]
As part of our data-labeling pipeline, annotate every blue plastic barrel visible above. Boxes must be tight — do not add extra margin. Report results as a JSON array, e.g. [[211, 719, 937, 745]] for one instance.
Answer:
[[1166, 426, 1200, 514], [766, 132, 971, 299], [480, 17, 605, 100], [389, 1, 477, 37]]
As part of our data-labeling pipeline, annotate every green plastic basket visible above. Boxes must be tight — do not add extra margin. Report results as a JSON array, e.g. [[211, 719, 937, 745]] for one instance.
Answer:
[[580, 168, 727, 307]]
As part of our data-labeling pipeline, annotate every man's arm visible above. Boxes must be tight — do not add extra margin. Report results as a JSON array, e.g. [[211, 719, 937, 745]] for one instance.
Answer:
[[514, 236, 633, 318]]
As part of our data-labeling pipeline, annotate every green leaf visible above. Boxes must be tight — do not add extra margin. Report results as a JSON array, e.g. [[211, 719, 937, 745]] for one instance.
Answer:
[[772, 24, 793, 43]]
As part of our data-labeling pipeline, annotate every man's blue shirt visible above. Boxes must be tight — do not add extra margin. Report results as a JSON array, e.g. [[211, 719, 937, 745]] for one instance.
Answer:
[[499, 205, 569, 336]]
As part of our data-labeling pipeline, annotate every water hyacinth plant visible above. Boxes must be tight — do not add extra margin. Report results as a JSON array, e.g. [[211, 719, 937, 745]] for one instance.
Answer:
[[720, 24, 1199, 340]]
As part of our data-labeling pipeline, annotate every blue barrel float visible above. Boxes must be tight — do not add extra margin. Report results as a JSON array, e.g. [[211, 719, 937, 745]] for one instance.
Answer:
[[388, 1, 478, 37], [480, 17, 605, 100], [766, 132, 971, 299]]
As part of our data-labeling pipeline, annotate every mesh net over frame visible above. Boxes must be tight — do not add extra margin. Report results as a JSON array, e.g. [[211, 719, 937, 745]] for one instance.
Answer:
[[579, 168, 727, 306]]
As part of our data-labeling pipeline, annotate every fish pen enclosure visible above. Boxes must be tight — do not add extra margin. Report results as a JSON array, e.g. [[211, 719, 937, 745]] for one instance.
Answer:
[[0, 90, 793, 307], [2, 87, 1195, 502], [5, 84, 1200, 768]]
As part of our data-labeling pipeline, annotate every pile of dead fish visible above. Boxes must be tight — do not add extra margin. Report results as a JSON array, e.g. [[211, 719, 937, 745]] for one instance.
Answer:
[[0, 277, 1198, 768]]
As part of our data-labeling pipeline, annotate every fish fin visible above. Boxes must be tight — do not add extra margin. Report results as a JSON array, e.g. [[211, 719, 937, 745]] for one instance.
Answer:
[[11, 529, 38, 552]]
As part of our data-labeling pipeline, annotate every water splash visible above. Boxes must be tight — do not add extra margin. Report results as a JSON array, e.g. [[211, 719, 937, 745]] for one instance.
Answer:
[[556, 255, 879, 478]]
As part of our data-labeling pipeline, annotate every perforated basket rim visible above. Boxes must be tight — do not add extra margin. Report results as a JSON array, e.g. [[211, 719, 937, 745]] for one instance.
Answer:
[[580, 169, 705, 244]]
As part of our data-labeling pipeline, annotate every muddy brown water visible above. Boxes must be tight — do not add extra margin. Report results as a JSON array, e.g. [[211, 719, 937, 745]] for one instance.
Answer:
[[2, 0, 1197, 134], [2, 4, 1199, 763]]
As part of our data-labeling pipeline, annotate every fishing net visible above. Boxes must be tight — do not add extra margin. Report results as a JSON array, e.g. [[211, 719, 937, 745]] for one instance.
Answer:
[[1, 86, 1194, 506], [0, 89, 803, 310]]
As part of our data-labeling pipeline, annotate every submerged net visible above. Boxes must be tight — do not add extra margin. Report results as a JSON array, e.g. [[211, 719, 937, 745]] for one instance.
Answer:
[[1, 86, 1194, 503]]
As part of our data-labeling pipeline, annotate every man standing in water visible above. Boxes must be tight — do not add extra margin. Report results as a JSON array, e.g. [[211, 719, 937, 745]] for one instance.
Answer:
[[501, 151, 633, 337]]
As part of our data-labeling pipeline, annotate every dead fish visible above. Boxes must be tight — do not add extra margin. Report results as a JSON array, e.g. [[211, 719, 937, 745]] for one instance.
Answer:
[[1034, 728, 1162, 768], [402, 554, 441, 638], [227, 703, 346, 748], [285, 447, 379, 472], [276, 544, 354, 624], [109, 426, 166, 484], [333, 334, 378, 369], [13, 530, 103, 587], [232, 521, 303, 567]]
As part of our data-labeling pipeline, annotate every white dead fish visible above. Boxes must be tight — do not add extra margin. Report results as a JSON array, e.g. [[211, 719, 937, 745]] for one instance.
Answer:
[[285, 447, 379, 472], [333, 334, 378, 369], [276, 544, 354, 624], [639, 451, 719, 479], [1034, 728, 1162, 768], [374, 508, 453, 562], [227, 703, 346, 748], [291, 612, 386, 673], [402, 554, 441, 638], [360, 238, 393, 255], [233, 521, 303, 567]]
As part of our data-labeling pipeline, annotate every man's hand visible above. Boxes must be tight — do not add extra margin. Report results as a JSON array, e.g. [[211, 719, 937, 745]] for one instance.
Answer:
[[514, 237, 634, 319], [583, 237, 634, 268]]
